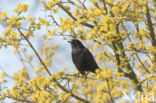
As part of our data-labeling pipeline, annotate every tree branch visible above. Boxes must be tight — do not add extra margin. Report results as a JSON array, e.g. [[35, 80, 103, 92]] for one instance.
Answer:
[[106, 79, 114, 103], [145, 4, 156, 62], [102, 0, 108, 14], [57, 3, 94, 29], [121, 23, 150, 74]]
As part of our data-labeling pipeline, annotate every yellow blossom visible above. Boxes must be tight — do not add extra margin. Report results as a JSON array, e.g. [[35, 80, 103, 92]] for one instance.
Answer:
[[13, 73, 20, 81], [33, 68, 40, 72], [111, 6, 120, 14], [0, 12, 7, 18], [0, 71, 6, 78], [73, 8, 79, 16]]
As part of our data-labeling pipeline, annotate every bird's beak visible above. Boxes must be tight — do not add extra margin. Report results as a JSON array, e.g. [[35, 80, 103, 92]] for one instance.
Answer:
[[68, 41, 72, 44]]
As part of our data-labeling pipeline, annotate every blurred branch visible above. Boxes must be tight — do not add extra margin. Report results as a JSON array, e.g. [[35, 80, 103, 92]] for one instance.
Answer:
[[145, 5, 156, 45], [44, 1, 94, 28], [62, 0, 80, 8], [77, 0, 87, 9], [22, 50, 34, 69], [125, 49, 150, 54], [93, 1, 100, 9], [57, 3, 94, 28], [112, 24, 143, 91], [16, 51, 30, 80], [49, 14, 60, 26], [106, 79, 114, 103], [17, 51, 27, 70], [145, 4, 156, 62], [6, 96, 32, 103], [102, 0, 108, 14], [121, 23, 150, 74], [61, 74, 97, 80], [17, 28, 51, 75], [134, 23, 152, 62]]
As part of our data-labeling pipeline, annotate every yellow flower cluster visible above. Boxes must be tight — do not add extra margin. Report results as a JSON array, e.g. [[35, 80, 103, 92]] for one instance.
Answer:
[[41, 44, 57, 67], [13, 3, 28, 13], [0, 71, 6, 78], [39, 17, 49, 26], [147, 45, 156, 54], [111, 6, 120, 14], [1, 68, 77, 102], [47, 29, 57, 35], [28, 16, 36, 25], [0, 12, 7, 20], [96, 70, 125, 103], [2, 26, 20, 48], [6, 15, 20, 26], [59, 17, 76, 32], [126, 42, 135, 50], [46, 0, 58, 8]]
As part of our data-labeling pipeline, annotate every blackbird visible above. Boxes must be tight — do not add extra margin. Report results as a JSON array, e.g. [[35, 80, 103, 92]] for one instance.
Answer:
[[68, 39, 100, 77]]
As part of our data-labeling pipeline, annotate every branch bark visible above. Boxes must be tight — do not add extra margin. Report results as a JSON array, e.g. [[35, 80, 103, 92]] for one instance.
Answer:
[[110, 24, 143, 92], [145, 4, 156, 62], [145, 4, 156, 47]]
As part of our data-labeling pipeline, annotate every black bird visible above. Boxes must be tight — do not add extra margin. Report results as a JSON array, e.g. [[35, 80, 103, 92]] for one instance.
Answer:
[[68, 39, 100, 77]]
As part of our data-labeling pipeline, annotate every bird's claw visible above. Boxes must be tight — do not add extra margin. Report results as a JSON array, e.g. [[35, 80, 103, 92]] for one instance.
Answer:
[[73, 73, 80, 78], [83, 75, 87, 80], [83, 71, 90, 80]]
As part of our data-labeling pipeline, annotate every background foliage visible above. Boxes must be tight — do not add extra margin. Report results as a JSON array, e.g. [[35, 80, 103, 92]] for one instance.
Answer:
[[0, 0, 156, 102]]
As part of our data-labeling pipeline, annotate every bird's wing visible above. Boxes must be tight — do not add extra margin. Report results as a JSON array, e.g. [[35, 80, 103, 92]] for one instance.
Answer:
[[83, 48, 99, 72], [72, 49, 85, 71], [72, 48, 99, 73]]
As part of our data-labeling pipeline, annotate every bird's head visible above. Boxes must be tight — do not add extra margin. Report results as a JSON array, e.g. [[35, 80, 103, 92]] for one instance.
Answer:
[[68, 39, 84, 48]]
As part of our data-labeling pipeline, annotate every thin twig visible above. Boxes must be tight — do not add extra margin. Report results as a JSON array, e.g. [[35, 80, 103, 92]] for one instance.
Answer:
[[121, 23, 150, 74], [102, 0, 108, 14], [106, 79, 114, 103], [17, 28, 51, 75], [49, 14, 60, 26], [57, 3, 94, 29], [61, 74, 97, 80]]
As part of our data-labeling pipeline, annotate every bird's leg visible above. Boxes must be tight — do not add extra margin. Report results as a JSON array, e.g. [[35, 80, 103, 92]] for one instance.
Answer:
[[80, 71, 86, 79], [86, 71, 90, 78], [77, 72, 80, 78], [84, 74, 87, 80], [81, 74, 86, 79], [84, 71, 90, 80]]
